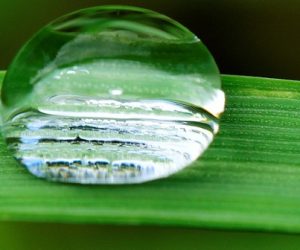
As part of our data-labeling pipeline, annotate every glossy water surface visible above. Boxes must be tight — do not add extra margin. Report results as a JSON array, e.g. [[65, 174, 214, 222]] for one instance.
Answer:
[[1, 6, 225, 184]]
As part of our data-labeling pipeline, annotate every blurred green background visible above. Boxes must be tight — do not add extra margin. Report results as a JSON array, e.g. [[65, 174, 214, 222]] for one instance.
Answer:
[[1, 222, 300, 250], [0, 0, 300, 79]]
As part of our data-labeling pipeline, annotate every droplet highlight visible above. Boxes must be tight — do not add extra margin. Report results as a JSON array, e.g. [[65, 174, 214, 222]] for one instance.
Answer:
[[1, 6, 225, 184]]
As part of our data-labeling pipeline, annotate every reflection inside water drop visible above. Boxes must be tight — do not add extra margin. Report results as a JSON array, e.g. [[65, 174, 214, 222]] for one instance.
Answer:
[[1, 6, 225, 184]]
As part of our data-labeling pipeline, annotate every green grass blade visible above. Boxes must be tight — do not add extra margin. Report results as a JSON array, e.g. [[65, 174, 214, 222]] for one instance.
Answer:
[[0, 71, 300, 233]]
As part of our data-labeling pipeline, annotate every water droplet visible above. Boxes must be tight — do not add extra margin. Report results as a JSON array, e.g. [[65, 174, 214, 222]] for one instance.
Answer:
[[1, 6, 225, 184]]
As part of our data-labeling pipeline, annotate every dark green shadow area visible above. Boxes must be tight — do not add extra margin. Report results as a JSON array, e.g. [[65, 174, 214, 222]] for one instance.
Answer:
[[1, 222, 300, 250]]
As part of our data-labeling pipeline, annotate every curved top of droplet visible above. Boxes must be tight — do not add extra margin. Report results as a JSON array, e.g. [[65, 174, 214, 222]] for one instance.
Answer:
[[1, 5, 223, 121]]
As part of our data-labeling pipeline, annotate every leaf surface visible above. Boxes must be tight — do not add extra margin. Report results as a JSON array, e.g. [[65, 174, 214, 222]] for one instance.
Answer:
[[1, 71, 300, 233]]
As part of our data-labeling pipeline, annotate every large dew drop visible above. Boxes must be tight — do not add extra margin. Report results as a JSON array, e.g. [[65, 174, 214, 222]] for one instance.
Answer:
[[1, 6, 225, 184]]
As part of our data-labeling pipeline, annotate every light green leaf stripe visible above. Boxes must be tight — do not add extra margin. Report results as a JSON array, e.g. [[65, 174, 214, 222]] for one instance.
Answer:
[[0, 71, 300, 233]]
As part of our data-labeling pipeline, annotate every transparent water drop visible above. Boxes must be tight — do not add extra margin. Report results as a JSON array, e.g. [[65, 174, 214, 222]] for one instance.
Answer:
[[1, 6, 225, 184]]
